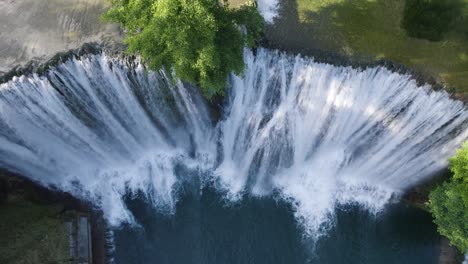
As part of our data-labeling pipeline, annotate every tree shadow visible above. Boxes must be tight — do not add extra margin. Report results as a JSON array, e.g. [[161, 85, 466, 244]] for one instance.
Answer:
[[263, 0, 401, 65], [261, 0, 468, 93], [263, 0, 355, 65], [402, 0, 466, 41]]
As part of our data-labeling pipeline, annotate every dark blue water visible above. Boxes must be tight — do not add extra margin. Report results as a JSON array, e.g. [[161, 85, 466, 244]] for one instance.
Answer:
[[114, 185, 440, 264]]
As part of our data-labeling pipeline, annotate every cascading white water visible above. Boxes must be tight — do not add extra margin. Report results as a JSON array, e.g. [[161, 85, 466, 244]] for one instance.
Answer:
[[217, 49, 468, 237], [0, 48, 467, 237], [257, 0, 279, 23], [0, 54, 216, 225]]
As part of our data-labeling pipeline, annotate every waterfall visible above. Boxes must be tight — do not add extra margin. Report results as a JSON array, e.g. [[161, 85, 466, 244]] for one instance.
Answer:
[[0, 54, 216, 225], [257, 0, 279, 23], [0, 48, 467, 237], [217, 49, 468, 237]]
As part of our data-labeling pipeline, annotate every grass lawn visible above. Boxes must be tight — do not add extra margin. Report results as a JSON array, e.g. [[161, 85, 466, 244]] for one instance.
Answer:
[[294, 0, 468, 95], [0, 196, 69, 264], [233, 0, 468, 96]]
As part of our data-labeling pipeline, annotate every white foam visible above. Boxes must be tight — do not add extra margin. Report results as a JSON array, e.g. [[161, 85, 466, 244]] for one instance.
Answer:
[[257, 0, 279, 23], [216, 49, 468, 238], [0, 49, 467, 239], [0, 54, 216, 225]]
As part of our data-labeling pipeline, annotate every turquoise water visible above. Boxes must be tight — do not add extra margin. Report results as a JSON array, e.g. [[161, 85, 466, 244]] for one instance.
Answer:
[[114, 186, 440, 264]]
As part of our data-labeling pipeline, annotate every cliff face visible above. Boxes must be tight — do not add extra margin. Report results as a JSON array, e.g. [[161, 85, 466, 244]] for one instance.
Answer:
[[0, 0, 122, 74]]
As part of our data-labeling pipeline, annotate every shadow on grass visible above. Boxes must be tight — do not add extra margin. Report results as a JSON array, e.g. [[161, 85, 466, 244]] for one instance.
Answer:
[[402, 0, 467, 41], [264, 0, 413, 65], [266, 0, 467, 52], [262, 0, 468, 96]]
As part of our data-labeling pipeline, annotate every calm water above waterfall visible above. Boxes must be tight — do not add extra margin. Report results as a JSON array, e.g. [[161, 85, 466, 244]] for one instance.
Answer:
[[0, 48, 467, 263]]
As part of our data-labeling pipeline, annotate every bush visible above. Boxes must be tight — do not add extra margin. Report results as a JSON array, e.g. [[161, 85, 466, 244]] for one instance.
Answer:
[[103, 0, 264, 99], [402, 0, 464, 41], [429, 142, 468, 252]]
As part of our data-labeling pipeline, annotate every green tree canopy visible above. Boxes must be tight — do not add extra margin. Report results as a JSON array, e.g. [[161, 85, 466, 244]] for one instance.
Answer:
[[103, 0, 264, 99], [429, 142, 468, 252]]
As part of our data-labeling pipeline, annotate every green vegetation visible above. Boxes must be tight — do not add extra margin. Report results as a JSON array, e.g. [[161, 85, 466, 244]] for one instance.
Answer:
[[289, 0, 468, 96], [0, 197, 69, 264], [402, 0, 465, 41], [429, 142, 468, 252], [103, 0, 264, 99]]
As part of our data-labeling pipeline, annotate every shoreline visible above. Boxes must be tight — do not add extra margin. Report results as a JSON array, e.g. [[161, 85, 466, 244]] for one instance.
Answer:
[[1, 167, 463, 263], [261, 37, 468, 103], [401, 168, 466, 263], [1, 39, 466, 106], [0, 1, 466, 262], [0, 32, 465, 264], [0, 169, 109, 264]]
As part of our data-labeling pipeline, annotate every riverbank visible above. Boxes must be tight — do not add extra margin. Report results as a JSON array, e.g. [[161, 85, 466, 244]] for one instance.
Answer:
[[265, 0, 468, 102], [1, 0, 466, 103], [402, 169, 466, 263], [0, 170, 109, 264], [0, 1, 466, 263]]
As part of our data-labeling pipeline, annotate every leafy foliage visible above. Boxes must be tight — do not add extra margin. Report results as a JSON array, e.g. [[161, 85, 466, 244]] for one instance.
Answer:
[[402, 0, 465, 41], [103, 0, 264, 98], [429, 142, 468, 252]]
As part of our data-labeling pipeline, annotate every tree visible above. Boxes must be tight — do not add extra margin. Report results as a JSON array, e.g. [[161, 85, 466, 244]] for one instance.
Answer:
[[429, 142, 468, 252], [103, 0, 264, 99], [402, 0, 464, 41]]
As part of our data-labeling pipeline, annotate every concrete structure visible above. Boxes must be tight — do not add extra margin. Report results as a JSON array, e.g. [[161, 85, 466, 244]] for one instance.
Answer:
[[65, 214, 93, 264]]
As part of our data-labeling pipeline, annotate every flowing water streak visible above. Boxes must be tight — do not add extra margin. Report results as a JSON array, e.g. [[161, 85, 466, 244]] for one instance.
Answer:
[[257, 0, 279, 23], [0, 54, 216, 225], [216, 49, 468, 237], [0, 49, 467, 238]]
